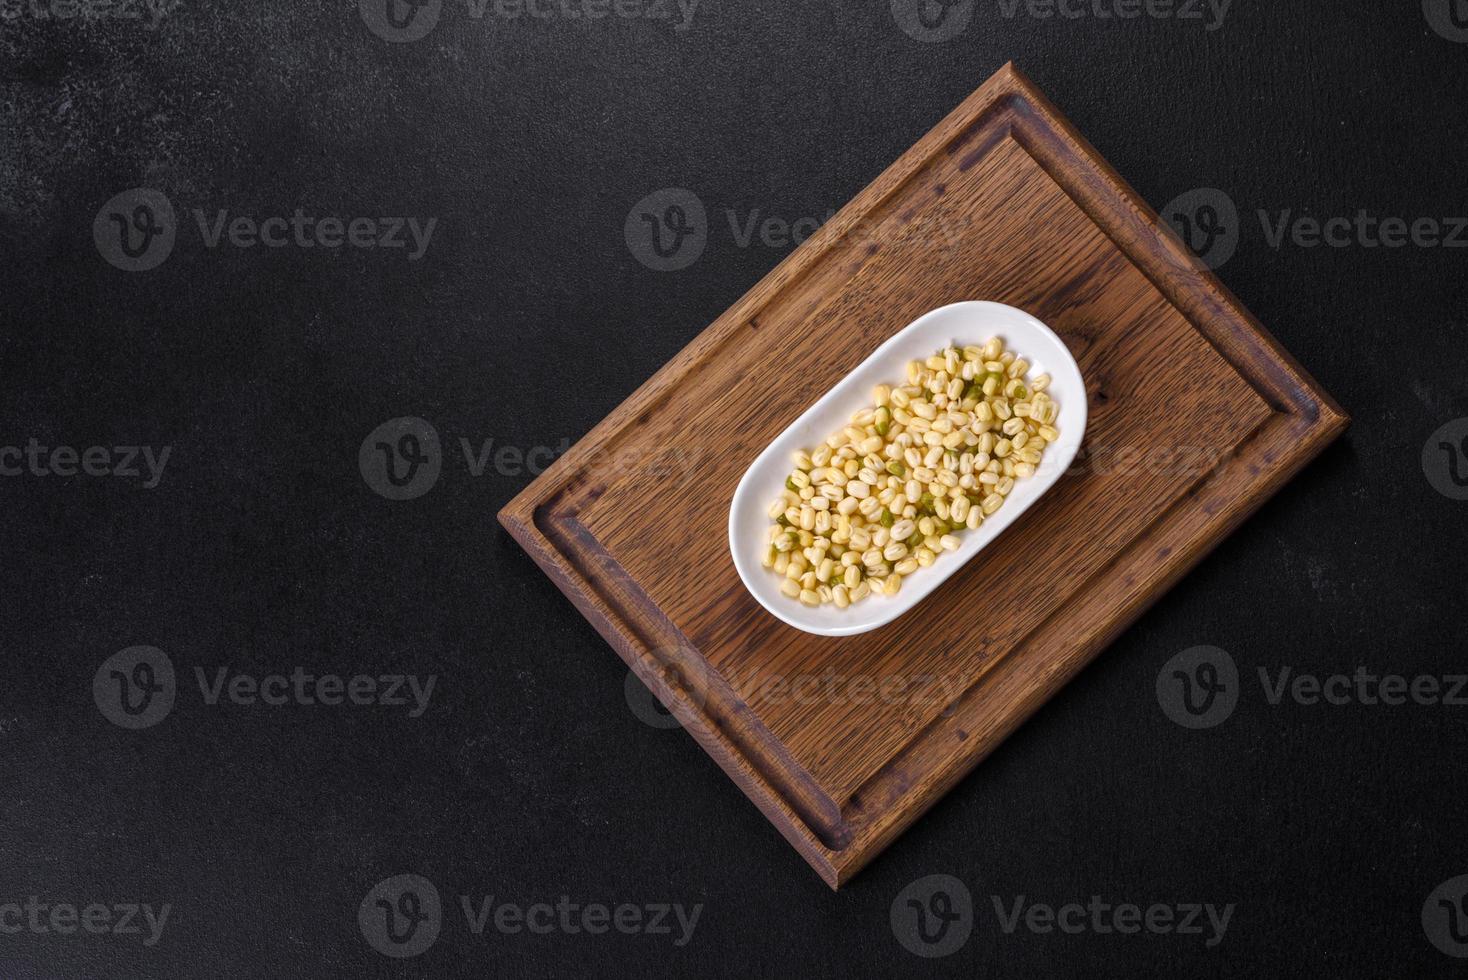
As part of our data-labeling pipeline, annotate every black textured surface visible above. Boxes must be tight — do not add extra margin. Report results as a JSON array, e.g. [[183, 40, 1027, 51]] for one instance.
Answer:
[[3, 1, 1467, 976]]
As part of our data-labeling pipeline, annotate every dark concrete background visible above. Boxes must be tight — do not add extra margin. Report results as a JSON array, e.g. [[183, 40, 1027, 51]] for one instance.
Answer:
[[2, 0, 1466, 976]]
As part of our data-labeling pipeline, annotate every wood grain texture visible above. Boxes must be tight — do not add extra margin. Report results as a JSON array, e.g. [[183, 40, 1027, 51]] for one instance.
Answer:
[[498, 63, 1348, 889]]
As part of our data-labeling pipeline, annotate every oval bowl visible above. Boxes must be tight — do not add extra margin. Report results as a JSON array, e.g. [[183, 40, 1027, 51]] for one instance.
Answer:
[[728, 301, 1087, 636]]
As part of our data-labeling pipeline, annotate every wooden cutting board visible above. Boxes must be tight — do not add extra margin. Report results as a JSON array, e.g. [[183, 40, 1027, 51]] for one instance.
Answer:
[[499, 63, 1347, 888]]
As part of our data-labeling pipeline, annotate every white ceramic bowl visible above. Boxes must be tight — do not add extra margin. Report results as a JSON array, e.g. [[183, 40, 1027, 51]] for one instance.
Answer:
[[728, 301, 1087, 636]]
